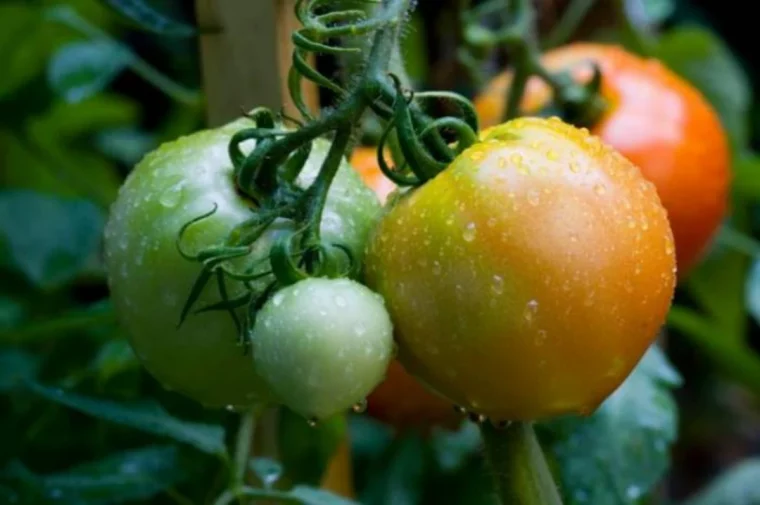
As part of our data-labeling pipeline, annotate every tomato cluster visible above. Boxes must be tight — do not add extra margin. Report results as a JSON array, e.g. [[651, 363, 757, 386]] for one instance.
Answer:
[[105, 44, 691, 428]]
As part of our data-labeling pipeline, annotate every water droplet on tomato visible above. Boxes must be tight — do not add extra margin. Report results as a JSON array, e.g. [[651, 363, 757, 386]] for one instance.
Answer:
[[491, 275, 504, 295], [523, 300, 539, 322], [463, 223, 477, 242], [593, 184, 606, 196], [432, 261, 442, 275], [159, 181, 185, 208], [334, 295, 347, 307], [272, 292, 284, 306]]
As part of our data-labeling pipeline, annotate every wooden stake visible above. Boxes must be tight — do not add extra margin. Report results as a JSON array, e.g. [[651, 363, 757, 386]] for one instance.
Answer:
[[195, 0, 318, 126]]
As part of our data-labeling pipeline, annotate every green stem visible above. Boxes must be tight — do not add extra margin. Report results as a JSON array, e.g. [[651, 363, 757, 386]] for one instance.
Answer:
[[614, 0, 655, 56], [211, 487, 303, 505], [541, 0, 599, 49], [480, 422, 564, 505], [667, 306, 760, 395], [231, 407, 262, 489]]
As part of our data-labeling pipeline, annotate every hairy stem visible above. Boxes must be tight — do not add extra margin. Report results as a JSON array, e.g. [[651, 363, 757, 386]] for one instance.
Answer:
[[480, 422, 564, 505]]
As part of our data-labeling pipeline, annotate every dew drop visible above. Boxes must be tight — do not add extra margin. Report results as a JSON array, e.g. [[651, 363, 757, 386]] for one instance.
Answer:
[[487, 217, 497, 228], [335, 295, 347, 307], [593, 184, 606, 196], [159, 181, 185, 208], [569, 161, 580, 173], [491, 275, 504, 295], [523, 300, 539, 322], [432, 260, 442, 275], [352, 399, 368, 413], [536, 329, 547, 345], [354, 323, 367, 337], [546, 149, 559, 161], [307, 418, 318, 428], [463, 223, 477, 242], [453, 405, 467, 415], [272, 292, 284, 306]]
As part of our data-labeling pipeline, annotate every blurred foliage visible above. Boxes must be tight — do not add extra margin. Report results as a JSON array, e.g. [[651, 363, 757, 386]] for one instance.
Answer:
[[0, 0, 759, 504]]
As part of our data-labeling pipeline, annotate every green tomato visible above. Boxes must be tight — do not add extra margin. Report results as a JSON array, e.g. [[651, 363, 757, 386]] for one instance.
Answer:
[[252, 277, 394, 421], [103, 117, 382, 409]]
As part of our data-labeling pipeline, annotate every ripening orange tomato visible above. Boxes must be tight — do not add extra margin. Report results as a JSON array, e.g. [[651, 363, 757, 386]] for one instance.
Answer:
[[474, 43, 730, 276], [365, 117, 676, 422]]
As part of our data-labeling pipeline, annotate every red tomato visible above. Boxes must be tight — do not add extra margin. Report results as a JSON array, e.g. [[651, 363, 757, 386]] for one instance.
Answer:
[[474, 43, 730, 276]]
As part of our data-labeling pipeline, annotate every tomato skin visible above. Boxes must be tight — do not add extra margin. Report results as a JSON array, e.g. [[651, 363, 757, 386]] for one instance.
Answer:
[[365, 116, 676, 422], [252, 278, 394, 420], [349, 146, 397, 204], [349, 148, 460, 431], [104, 118, 382, 409], [474, 43, 730, 276], [365, 360, 460, 431]]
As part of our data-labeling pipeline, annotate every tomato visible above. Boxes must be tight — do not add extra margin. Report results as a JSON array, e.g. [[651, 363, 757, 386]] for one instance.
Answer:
[[104, 118, 383, 409], [365, 116, 676, 422], [349, 146, 397, 204], [365, 360, 460, 431], [474, 43, 730, 276], [251, 277, 394, 420]]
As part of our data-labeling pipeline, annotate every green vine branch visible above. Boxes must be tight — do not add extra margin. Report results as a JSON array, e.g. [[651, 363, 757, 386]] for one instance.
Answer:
[[460, 0, 606, 126]]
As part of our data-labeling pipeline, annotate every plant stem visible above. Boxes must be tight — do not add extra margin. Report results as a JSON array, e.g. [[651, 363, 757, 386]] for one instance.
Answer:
[[541, 0, 599, 49], [232, 406, 263, 489], [480, 421, 564, 505]]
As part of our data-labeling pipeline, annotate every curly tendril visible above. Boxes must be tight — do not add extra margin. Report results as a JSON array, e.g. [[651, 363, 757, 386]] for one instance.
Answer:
[[175, 0, 484, 351]]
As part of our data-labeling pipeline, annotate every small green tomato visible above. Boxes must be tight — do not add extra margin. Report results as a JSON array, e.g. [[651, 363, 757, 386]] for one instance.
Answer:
[[251, 277, 394, 421]]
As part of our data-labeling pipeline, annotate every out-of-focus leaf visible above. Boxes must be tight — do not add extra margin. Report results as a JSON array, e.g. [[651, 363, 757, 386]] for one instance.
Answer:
[[48, 40, 133, 103], [0, 349, 40, 392], [654, 26, 751, 148], [732, 152, 760, 202], [361, 435, 427, 505], [0, 301, 115, 345], [91, 340, 138, 382], [0, 191, 105, 289], [30, 382, 227, 456], [279, 409, 347, 487], [102, 0, 195, 37], [626, 0, 675, 28], [0, 295, 26, 331], [1, 94, 136, 206], [538, 345, 681, 505], [95, 127, 155, 166], [40, 445, 194, 505], [746, 259, 760, 326], [682, 460, 760, 505], [0, 4, 52, 99], [430, 421, 479, 472], [290, 486, 359, 505]]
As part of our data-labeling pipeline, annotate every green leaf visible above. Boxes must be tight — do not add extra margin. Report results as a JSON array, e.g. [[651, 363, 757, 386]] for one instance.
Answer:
[[48, 40, 133, 103], [29, 382, 227, 456], [361, 435, 427, 505], [95, 127, 155, 166], [0, 349, 39, 392], [91, 340, 139, 382], [278, 409, 347, 486], [626, 0, 675, 28], [731, 152, 760, 201], [654, 26, 752, 148], [682, 459, 760, 505], [430, 421, 480, 472], [0, 190, 105, 288], [102, 0, 195, 37], [291, 485, 360, 505], [539, 345, 681, 505], [40, 445, 195, 505]]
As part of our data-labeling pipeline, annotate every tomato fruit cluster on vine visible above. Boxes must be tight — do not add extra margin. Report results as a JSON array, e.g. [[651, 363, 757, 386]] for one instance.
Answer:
[[103, 39, 725, 430]]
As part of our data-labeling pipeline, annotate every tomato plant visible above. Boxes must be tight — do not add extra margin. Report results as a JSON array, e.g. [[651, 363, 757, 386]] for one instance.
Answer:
[[474, 43, 731, 276], [5, 1, 760, 505], [365, 116, 677, 422], [103, 118, 383, 409]]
